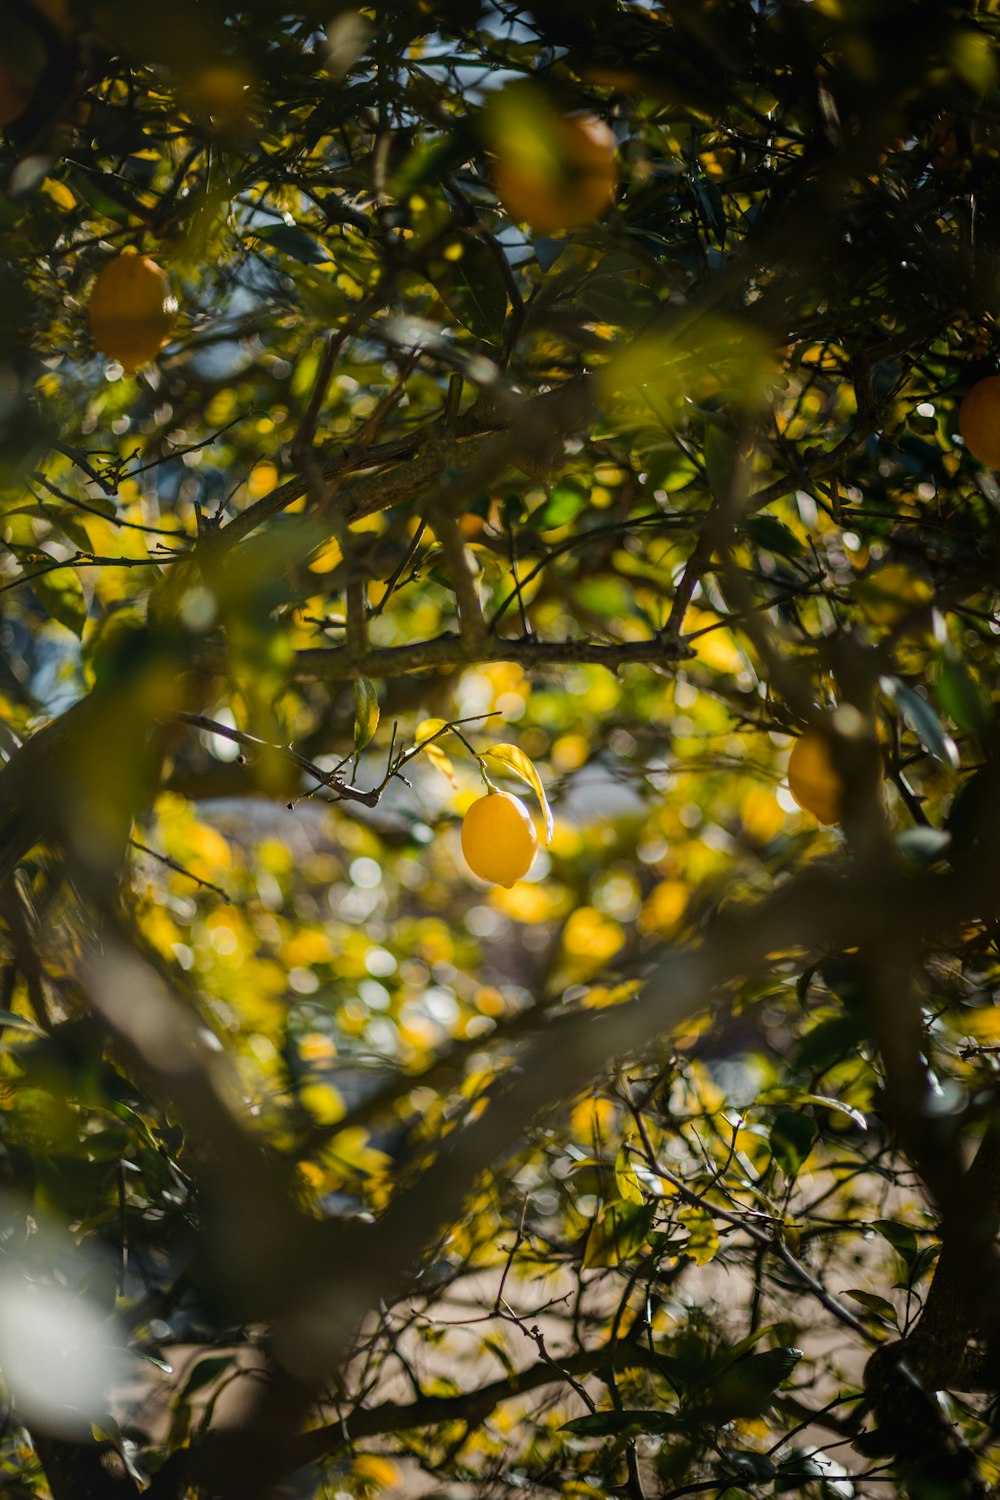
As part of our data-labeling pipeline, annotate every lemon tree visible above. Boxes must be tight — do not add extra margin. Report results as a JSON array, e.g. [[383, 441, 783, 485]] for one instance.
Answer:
[[3, 3, 1000, 1500]]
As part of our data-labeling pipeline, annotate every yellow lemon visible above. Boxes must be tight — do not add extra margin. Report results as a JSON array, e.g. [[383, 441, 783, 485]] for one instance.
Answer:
[[461, 790, 538, 887], [88, 250, 178, 373], [959, 375, 1000, 468], [787, 730, 843, 825], [493, 113, 617, 234]]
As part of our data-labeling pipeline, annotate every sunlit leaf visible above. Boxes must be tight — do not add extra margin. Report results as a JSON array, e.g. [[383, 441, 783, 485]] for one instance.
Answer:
[[482, 743, 554, 843], [414, 717, 456, 784], [677, 1206, 720, 1267], [31, 565, 87, 638], [582, 1201, 654, 1268], [613, 1139, 644, 1205]]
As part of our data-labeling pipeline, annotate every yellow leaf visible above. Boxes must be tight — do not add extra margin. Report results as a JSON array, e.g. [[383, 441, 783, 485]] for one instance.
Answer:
[[414, 717, 456, 784], [300, 1082, 345, 1125], [614, 1139, 644, 1205], [308, 537, 343, 573], [583, 1201, 652, 1269], [678, 1205, 720, 1266], [638, 879, 689, 937], [483, 742, 554, 843], [415, 717, 448, 743], [42, 178, 77, 211]]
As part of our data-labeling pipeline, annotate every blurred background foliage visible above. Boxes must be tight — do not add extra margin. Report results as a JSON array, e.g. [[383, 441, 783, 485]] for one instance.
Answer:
[[4, 0, 1000, 1497]]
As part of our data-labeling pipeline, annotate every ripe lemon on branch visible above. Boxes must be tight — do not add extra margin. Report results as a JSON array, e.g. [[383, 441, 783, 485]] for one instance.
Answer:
[[88, 250, 177, 373], [461, 789, 538, 888], [487, 85, 617, 234], [787, 729, 844, 826]]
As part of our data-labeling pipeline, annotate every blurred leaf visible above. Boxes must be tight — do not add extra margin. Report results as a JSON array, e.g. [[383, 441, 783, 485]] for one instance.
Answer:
[[769, 1110, 816, 1174], [390, 133, 464, 196], [534, 236, 569, 271], [691, 171, 726, 246], [703, 424, 735, 500], [0, 1011, 42, 1037], [255, 225, 330, 264], [31, 565, 86, 637], [720, 1449, 777, 1483], [583, 1201, 654, 1268], [677, 1205, 719, 1267], [935, 650, 991, 735], [709, 1348, 802, 1420], [746, 515, 804, 559], [794, 1013, 868, 1073], [881, 676, 959, 768], [429, 233, 508, 345], [530, 480, 587, 531], [613, 1139, 644, 1205], [562, 1409, 682, 1437], [895, 826, 951, 865]]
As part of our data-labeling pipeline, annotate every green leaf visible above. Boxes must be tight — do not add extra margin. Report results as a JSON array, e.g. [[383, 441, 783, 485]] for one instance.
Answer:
[[720, 1449, 777, 1484], [562, 1409, 682, 1438], [390, 133, 465, 197], [935, 650, 991, 735], [871, 1219, 918, 1261], [483, 743, 554, 843], [582, 1201, 654, 1269], [845, 1289, 899, 1326], [703, 424, 735, 501], [794, 1012, 867, 1073], [255, 224, 330, 264], [881, 676, 959, 768], [796, 1093, 867, 1131], [769, 1110, 817, 1174], [530, 480, 587, 531], [354, 678, 380, 752], [746, 514, 804, 558], [691, 171, 726, 247], [31, 564, 87, 637], [709, 1348, 802, 1420], [429, 232, 508, 346], [178, 1355, 235, 1400]]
